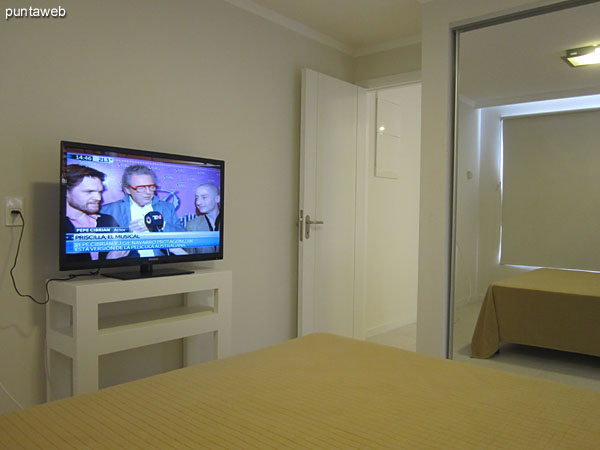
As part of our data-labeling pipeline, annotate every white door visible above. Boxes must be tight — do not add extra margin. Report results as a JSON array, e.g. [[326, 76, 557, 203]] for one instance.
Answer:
[[298, 69, 367, 338]]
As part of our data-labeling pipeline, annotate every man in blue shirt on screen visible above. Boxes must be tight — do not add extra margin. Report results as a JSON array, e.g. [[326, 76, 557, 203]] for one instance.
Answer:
[[101, 164, 185, 256]]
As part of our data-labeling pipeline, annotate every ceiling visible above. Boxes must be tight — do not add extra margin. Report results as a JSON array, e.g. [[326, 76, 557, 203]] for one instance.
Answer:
[[227, 0, 423, 55]]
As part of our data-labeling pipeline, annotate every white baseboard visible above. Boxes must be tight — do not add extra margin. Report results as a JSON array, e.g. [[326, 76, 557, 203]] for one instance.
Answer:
[[365, 316, 417, 338]]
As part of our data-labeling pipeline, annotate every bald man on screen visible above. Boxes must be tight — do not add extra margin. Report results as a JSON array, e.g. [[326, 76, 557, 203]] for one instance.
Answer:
[[185, 184, 221, 254]]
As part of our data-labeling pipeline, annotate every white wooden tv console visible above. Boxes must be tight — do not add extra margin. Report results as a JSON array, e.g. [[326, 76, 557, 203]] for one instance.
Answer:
[[46, 269, 232, 399]]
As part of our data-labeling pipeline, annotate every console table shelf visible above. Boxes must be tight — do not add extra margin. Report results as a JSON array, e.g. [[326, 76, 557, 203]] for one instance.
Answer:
[[46, 269, 232, 400]]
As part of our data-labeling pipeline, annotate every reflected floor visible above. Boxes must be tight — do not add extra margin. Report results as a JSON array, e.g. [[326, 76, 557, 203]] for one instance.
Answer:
[[366, 305, 600, 391], [366, 322, 416, 352], [452, 300, 600, 391]]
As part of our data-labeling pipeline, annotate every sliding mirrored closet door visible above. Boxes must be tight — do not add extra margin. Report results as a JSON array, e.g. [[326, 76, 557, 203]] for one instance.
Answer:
[[450, 1, 600, 365]]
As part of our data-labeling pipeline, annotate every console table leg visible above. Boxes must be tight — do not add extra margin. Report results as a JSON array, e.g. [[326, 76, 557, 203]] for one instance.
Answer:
[[72, 301, 99, 395]]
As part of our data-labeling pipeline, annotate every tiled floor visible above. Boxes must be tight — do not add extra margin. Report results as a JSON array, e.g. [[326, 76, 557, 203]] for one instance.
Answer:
[[366, 302, 600, 391]]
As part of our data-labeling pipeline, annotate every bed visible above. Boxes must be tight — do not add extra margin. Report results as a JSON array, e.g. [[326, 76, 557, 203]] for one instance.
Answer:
[[1, 333, 600, 449], [471, 268, 600, 359]]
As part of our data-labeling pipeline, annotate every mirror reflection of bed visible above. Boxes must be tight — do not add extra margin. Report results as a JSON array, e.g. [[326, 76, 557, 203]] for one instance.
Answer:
[[451, 0, 600, 390]]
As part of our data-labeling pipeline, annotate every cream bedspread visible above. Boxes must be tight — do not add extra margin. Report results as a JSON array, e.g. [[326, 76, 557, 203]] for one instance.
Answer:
[[1, 333, 600, 449]]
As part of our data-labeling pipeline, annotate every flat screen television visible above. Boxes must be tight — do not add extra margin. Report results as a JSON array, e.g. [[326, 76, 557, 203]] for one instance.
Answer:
[[59, 141, 224, 279]]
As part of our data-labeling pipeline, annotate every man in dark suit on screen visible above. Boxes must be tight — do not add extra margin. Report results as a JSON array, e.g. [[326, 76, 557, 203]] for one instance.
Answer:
[[64, 164, 134, 261]]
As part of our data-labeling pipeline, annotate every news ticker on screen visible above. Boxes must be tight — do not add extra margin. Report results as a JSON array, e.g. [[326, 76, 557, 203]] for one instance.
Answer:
[[65, 230, 220, 253]]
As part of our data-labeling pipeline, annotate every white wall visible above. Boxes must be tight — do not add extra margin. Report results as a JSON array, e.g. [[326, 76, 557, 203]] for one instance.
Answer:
[[354, 44, 421, 84], [365, 83, 421, 335], [0, 0, 355, 412], [417, 0, 566, 357], [475, 106, 528, 294], [453, 99, 480, 306]]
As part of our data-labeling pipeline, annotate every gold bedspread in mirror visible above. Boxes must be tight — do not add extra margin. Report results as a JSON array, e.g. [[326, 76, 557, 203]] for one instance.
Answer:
[[472, 268, 600, 359]]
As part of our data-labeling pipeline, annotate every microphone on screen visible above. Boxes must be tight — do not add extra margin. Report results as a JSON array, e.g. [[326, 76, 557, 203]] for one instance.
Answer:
[[144, 211, 170, 255], [144, 211, 164, 232]]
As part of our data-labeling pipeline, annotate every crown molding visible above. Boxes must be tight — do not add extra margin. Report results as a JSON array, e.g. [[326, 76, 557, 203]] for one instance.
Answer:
[[457, 94, 477, 107], [223, 0, 421, 57], [353, 34, 421, 57], [222, 0, 354, 55]]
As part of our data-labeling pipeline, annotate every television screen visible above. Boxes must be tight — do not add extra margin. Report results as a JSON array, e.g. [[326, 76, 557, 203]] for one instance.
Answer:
[[59, 141, 224, 279]]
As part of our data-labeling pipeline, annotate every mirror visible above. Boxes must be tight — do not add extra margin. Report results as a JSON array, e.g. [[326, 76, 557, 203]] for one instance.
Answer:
[[451, 1, 600, 387]]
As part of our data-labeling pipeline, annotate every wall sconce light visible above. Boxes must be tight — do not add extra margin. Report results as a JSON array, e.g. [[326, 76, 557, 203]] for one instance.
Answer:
[[562, 44, 600, 67]]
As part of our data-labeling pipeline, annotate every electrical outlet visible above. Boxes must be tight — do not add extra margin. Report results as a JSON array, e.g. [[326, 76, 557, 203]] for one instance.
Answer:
[[5, 197, 23, 226]]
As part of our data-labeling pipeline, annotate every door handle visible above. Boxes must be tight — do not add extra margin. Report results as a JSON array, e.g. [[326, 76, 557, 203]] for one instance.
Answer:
[[305, 215, 324, 239]]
